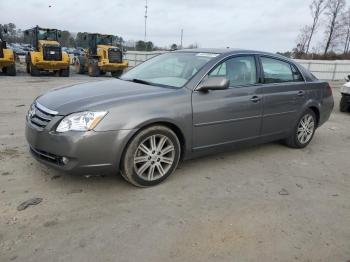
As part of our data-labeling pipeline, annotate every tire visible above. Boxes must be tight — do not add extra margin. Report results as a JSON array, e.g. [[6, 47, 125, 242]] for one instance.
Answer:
[[5, 64, 16, 76], [121, 125, 181, 187], [59, 67, 70, 77], [29, 61, 40, 76], [340, 95, 349, 112], [111, 70, 123, 78], [100, 71, 106, 75], [75, 58, 85, 74], [285, 109, 317, 149], [88, 61, 100, 77]]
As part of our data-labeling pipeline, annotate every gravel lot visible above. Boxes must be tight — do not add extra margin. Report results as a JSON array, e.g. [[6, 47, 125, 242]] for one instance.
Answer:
[[0, 68, 350, 262]]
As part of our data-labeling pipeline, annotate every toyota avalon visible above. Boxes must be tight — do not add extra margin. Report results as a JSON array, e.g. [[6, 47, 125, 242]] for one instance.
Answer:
[[25, 49, 334, 187]]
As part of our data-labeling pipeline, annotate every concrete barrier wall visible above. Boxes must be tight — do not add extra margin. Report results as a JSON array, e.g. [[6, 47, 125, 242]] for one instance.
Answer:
[[106, 51, 348, 81], [294, 59, 350, 81], [124, 51, 165, 67]]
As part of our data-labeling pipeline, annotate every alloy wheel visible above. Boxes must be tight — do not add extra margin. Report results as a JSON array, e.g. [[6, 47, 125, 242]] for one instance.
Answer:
[[297, 114, 315, 144], [133, 134, 175, 181]]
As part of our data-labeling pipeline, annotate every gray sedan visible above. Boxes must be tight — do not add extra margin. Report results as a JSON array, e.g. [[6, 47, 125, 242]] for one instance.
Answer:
[[26, 49, 334, 187]]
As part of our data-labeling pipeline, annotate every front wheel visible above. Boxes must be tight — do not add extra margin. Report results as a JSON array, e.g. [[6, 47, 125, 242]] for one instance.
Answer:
[[29, 62, 40, 76], [88, 61, 100, 77], [121, 126, 181, 187], [285, 109, 316, 148], [111, 70, 123, 78], [6, 64, 16, 76]]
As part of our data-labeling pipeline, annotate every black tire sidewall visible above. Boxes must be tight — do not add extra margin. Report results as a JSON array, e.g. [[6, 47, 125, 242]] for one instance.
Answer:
[[293, 109, 317, 148], [122, 126, 181, 187], [340, 95, 349, 112]]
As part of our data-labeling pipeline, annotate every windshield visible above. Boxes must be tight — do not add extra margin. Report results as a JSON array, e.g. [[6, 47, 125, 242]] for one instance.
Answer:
[[121, 52, 219, 88], [37, 29, 57, 41], [96, 35, 113, 45]]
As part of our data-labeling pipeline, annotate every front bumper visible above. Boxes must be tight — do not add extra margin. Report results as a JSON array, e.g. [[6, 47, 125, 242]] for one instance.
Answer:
[[25, 121, 133, 175], [34, 61, 70, 70], [0, 57, 15, 68], [98, 60, 129, 72]]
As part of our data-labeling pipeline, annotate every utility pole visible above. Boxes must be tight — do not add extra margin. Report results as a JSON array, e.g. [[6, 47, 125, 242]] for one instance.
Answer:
[[144, 0, 148, 42], [180, 29, 183, 49]]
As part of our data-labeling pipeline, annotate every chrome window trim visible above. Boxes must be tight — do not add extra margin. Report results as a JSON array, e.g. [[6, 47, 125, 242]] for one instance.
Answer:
[[193, 52, 307, 91]]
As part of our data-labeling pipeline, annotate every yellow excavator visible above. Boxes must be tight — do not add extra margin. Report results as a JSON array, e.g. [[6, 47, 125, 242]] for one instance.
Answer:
[[0, 26, 16, 76], [75, 33, 128, 77], [25, 26, 70, 76]]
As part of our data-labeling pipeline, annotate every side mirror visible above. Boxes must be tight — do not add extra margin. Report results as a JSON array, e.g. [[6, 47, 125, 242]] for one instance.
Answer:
[[196, 77, 229, 92]]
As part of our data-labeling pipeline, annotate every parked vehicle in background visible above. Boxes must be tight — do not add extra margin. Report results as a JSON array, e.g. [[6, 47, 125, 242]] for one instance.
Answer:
[[25, 26, 70, 77], [0, 26, 16, 76], [26, 49, 334, 187], [340, 75, 350, 112], [75, 33, 128, 77], [10, 44, 27, 57]]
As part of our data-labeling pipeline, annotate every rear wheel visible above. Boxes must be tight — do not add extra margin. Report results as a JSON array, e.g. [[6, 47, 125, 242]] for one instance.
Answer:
[[88, 61, 100, 77], [5, 64, 16, 76], [285, 109, 316, 148], [111, 70, 123, 78], [59, 67, 70, 77], [121, 126, 181, 187], [340, 95, 349, 112]]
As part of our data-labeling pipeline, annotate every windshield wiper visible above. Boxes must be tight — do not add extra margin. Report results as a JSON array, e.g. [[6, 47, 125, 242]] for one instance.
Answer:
[[124, 78, 153, 86]]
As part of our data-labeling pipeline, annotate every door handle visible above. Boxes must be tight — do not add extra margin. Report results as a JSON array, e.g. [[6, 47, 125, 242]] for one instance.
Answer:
[[250, 96, 261, 103], [297, 90, 306, 96]]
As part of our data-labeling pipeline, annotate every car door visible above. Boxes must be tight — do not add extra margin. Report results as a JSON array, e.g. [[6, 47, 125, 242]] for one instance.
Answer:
[[258, 56, 307, 136], [192, 55, 263, 150]]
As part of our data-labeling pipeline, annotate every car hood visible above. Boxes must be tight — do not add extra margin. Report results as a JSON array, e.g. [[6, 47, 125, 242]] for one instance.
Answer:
[[36, 79, 175, 115]]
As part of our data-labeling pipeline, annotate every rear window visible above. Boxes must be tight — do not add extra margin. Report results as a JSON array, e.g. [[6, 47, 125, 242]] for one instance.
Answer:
[[261, 57, 304, 83]]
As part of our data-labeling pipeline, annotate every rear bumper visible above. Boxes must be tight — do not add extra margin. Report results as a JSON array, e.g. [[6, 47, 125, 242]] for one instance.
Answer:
[[25, 121, 134, 175]]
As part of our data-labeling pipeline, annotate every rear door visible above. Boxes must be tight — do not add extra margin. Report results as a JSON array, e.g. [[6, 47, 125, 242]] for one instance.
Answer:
[[258, 56, 307, 136], [192, 55, 263, 150]]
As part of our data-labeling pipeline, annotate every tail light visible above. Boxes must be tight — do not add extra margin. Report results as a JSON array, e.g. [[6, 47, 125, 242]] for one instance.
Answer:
[[326, 83, 333, 96]]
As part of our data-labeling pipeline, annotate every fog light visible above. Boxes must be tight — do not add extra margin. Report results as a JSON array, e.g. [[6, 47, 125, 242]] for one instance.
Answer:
[[62, 157, 69, 165]]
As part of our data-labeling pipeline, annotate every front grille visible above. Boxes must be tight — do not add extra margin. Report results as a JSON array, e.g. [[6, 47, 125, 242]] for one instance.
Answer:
[[30, 147, 64, 166], [27, 102, 56, 130], [43, 45, 62, 61], [108, 48, 122, 63]]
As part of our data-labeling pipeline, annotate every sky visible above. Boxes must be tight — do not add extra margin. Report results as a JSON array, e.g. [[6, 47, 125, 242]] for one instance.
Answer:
[[0, 0, 339, 52]]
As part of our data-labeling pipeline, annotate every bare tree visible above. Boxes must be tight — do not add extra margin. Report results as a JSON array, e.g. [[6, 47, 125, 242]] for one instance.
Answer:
[[305, 0, 327, 54], [341, 7, 350, 53], [296, 26, 312, 53], [323, 0, 346, 55]]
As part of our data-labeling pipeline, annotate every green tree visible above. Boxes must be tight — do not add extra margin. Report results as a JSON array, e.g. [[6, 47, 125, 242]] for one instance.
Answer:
[[75, 32, 88, 48], [170, 43, 178, 50]]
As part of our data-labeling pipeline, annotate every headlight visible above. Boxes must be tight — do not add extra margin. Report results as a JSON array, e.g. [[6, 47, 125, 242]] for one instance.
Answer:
[[56, 111, 107, 133]]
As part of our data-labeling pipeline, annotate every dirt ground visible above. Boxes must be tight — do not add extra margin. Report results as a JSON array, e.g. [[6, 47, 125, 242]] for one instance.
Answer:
[[0, 68, 350, 262]]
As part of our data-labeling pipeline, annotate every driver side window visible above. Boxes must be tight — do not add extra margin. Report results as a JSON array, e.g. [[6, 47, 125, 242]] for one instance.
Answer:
[[209, 56, 257, 86]]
